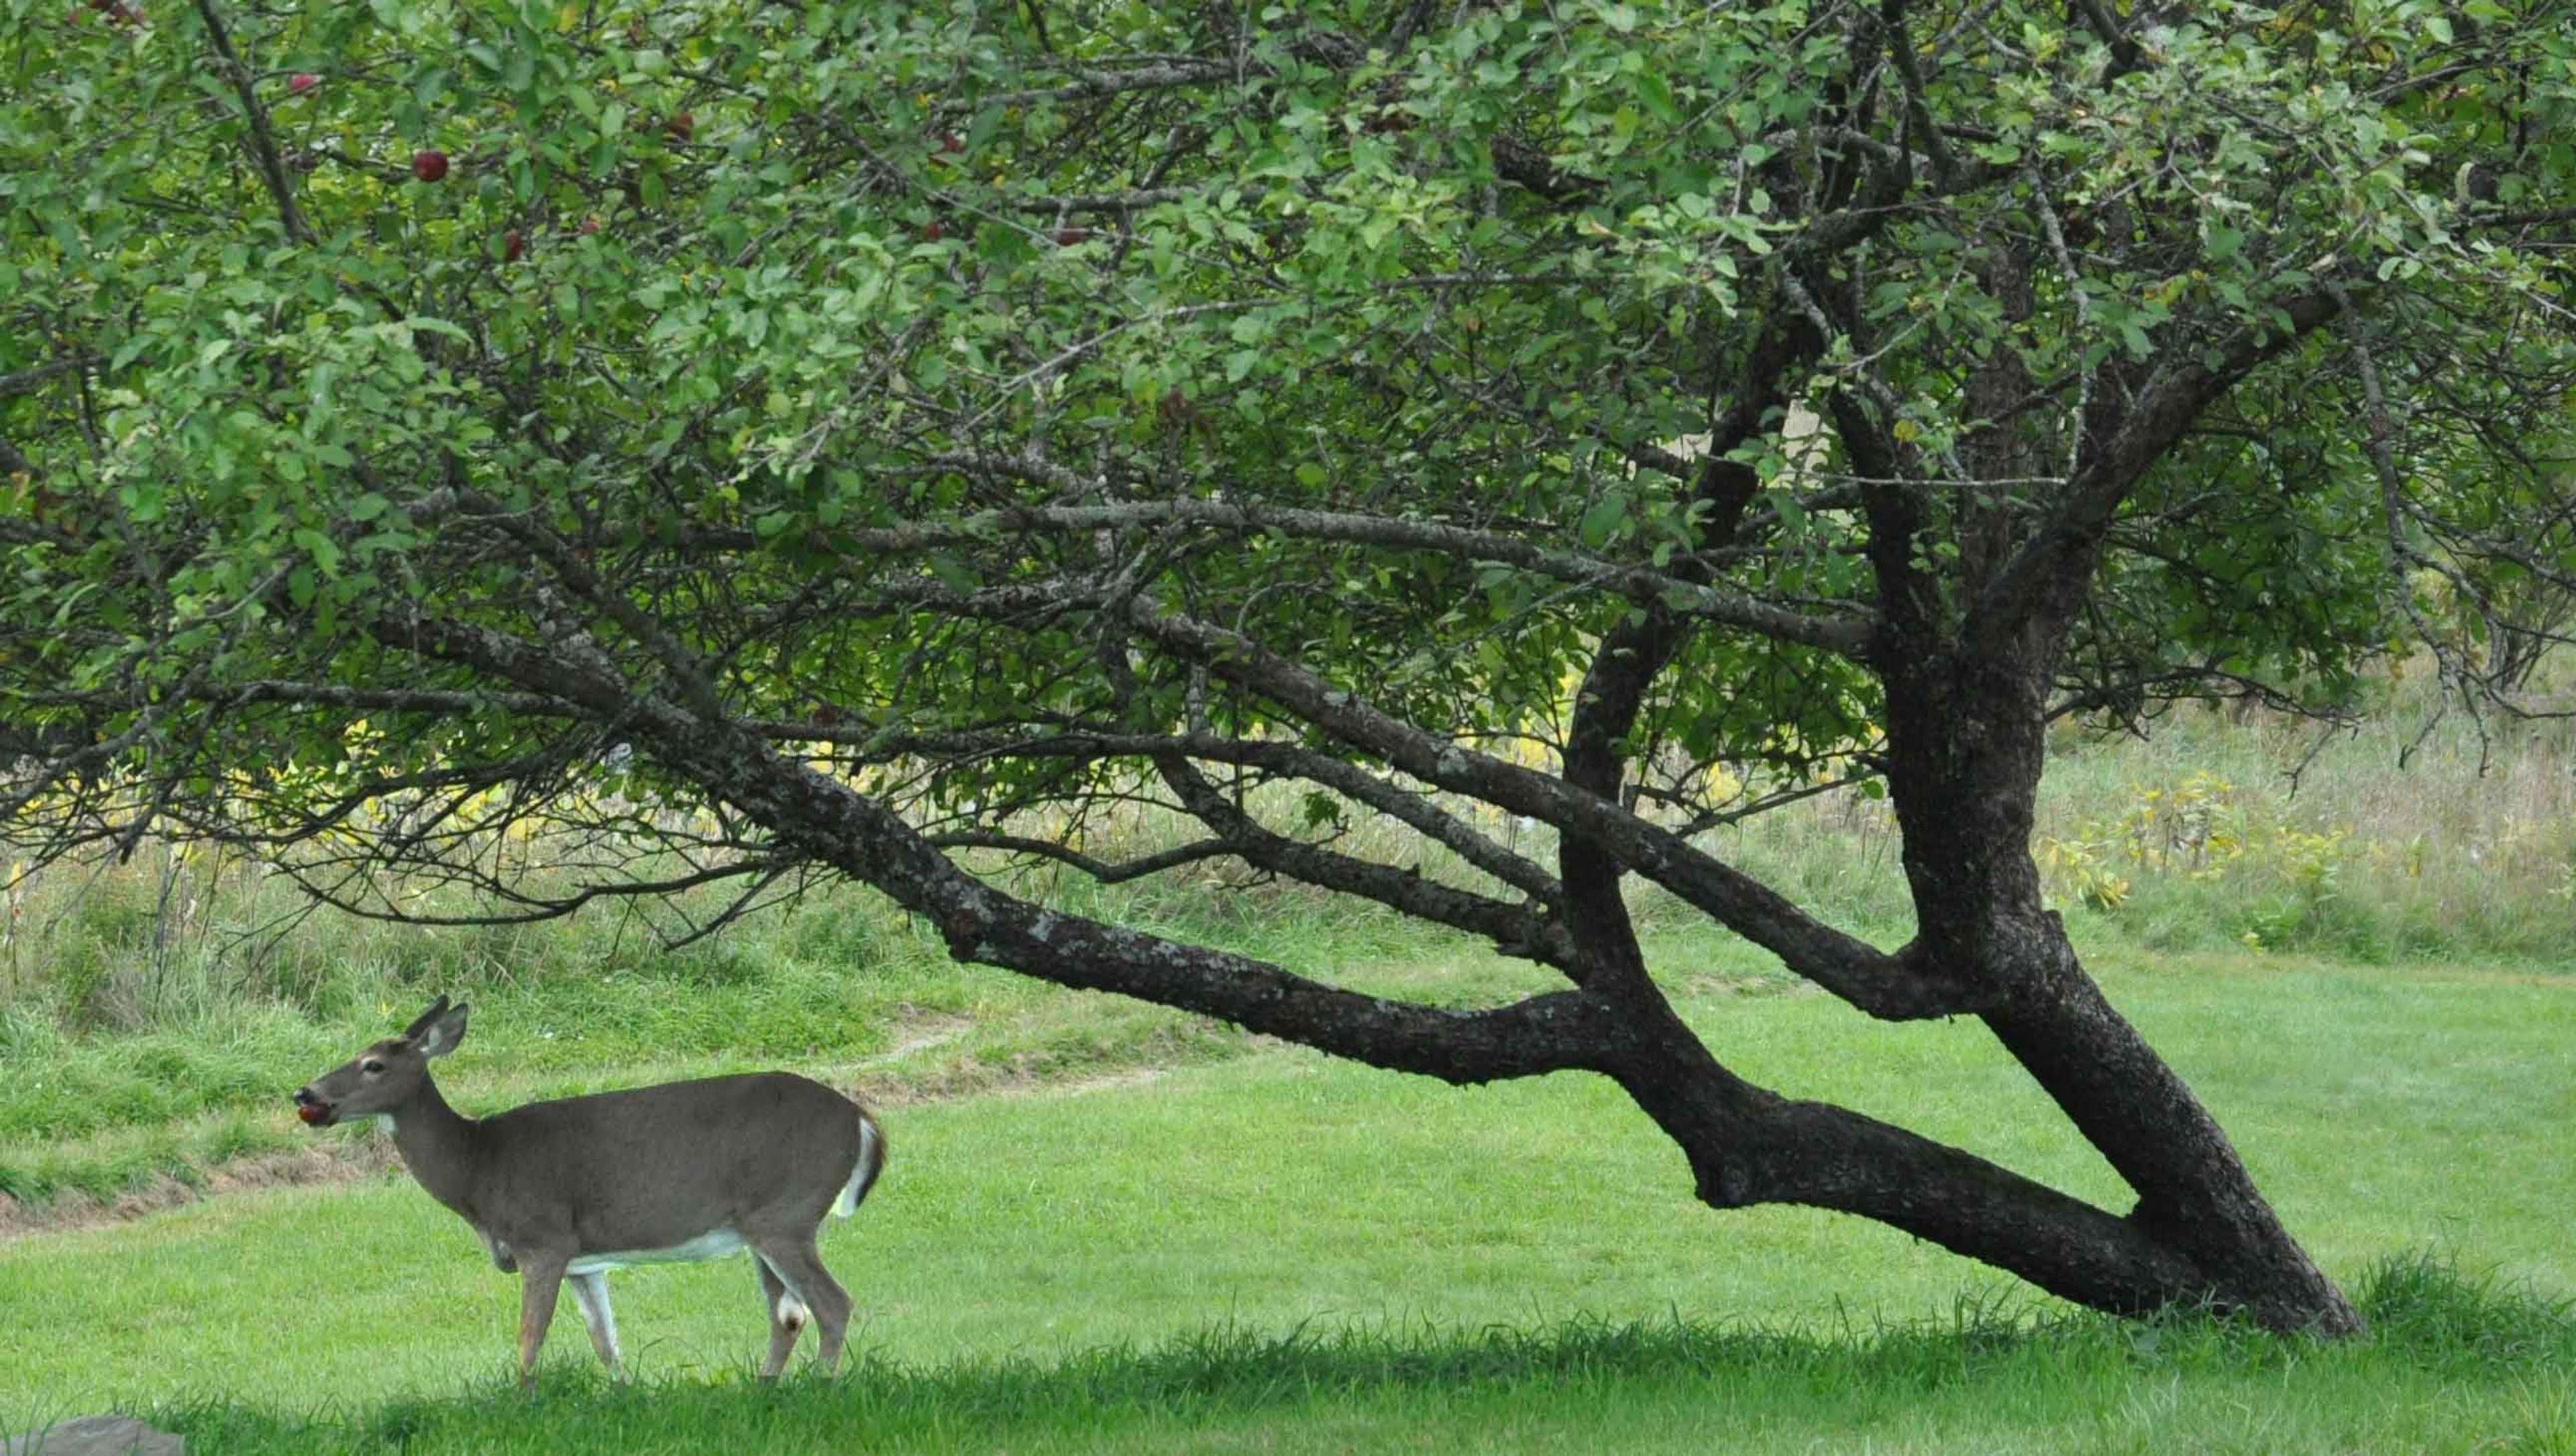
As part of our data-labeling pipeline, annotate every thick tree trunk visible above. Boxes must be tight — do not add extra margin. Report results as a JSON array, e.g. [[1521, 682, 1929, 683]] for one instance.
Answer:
[[1980, 934, 2359, 1331], [1611, 1035, 2220, 1318], [1876, 634, 2359, 1333], [1542, 449, 2353, 1328]]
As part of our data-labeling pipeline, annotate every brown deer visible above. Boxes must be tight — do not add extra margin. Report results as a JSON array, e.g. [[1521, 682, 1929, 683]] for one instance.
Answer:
[[292, 997, 885, 1385]]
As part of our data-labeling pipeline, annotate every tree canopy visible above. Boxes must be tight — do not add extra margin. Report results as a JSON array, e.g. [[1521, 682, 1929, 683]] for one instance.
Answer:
[[3, 0, 2572, 1332]]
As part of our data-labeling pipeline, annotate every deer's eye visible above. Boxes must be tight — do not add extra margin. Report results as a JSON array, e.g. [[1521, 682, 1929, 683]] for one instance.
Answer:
[[362, 1060, 386, 1074]]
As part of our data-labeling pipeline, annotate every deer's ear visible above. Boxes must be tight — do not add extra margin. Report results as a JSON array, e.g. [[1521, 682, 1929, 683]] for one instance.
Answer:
[[401, 995, 451, 1042], [417, 1003, 470, 1059]]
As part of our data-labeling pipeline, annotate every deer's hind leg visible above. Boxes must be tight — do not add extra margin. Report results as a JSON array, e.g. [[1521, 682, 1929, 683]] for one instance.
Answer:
[[753, 1253, 807, 1381], [749, 1236, 853, 1376], [567, 1271, 624, 1380]]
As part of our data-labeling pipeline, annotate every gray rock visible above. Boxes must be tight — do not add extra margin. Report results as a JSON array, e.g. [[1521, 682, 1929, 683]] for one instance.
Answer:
[[1, 1416, 182, 1456]]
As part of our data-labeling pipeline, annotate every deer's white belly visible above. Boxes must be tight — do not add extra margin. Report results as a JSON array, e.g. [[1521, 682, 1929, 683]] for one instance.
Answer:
[[566, 1227, 747, 1276]]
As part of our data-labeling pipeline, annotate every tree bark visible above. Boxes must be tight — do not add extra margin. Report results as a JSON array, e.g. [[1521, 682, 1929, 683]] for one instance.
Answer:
[[1873, 627, 2358, 1333]]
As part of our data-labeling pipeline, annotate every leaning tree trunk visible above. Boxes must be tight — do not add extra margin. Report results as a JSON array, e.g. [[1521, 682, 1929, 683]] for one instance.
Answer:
[[1536, 652, 2358, 1327], [1866, 614, 2358, 1333], [1538, 467, 2355, 1329]]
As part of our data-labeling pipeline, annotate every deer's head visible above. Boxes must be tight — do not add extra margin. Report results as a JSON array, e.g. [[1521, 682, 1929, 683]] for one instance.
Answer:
[[294, 997, 470, 1127]]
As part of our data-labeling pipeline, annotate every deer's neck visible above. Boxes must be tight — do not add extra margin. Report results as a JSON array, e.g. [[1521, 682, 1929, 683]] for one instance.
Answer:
[[389, 1076, 481, 1216]]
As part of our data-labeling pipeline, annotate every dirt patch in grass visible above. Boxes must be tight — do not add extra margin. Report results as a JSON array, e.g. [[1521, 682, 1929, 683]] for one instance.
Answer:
[[860, 1013, 976, 1066], [0, 1137, 396, 1239], [844, 1050, 1166, 1109]]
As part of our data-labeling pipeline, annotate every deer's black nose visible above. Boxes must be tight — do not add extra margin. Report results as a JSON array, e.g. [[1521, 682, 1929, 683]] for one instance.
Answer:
[[292, 1086, 319, 1107]]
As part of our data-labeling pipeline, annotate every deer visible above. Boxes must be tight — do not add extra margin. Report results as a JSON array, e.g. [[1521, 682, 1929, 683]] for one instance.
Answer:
[[292, 996, 885, 1386]]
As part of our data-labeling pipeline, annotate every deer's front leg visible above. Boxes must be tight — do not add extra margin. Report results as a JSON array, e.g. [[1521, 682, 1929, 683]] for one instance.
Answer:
[[516, 1254, 568, 1388]]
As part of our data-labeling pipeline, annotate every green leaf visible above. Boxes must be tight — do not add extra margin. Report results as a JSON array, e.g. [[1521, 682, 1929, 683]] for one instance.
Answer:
[[1578, 496, 1627, 549], [1634, 70, 1682, 125]]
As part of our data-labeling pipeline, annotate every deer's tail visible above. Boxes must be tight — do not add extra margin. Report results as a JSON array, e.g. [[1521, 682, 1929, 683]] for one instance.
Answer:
[[832, 1105, 885, 1219]]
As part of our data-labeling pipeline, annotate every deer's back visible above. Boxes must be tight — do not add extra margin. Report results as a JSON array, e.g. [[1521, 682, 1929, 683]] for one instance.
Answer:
[[470, 1072, 866, 1255]]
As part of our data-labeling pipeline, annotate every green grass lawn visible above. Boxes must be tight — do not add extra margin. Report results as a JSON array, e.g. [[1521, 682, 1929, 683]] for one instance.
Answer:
[[4, 946, 2573, 1452]]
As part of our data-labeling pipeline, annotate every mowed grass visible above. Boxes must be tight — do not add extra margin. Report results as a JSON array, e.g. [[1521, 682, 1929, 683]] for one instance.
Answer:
[[103, 1272, 2576, 1456], [3, 949, 2573, 1452]]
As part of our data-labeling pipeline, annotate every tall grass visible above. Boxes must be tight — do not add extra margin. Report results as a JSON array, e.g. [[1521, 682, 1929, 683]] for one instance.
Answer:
[[1634, 673, 2576, 962], [2031, 697, 2576, 960], [1, 666, 2569, 1056]]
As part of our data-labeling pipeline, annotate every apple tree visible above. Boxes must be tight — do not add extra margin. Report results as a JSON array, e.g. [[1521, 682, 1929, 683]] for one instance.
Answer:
[[5, 0, 2574, 1331]]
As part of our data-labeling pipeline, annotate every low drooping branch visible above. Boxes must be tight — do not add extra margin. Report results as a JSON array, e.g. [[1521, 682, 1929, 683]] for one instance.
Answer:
[[762, 720, 1564, 903], [702, 755, 1633, 1086], [1119, 605, 1980, 1019], [372, 606, 1631, 1086]]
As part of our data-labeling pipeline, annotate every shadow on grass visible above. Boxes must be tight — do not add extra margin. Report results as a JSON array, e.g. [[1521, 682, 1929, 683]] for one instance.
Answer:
[[140, 1253, 2576, 1455]]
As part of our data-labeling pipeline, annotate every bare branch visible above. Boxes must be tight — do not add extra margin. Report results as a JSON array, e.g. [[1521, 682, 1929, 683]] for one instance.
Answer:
[[189, 0, 314, 245], [773, 720, 1564, 905], [1142, 748, 1576, 967], [925, 830, 1235, 884], [280, 855, 792, 930]]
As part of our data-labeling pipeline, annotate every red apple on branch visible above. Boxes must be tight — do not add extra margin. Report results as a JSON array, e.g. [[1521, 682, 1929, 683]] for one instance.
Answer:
[[412, 149, 449, 182]]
